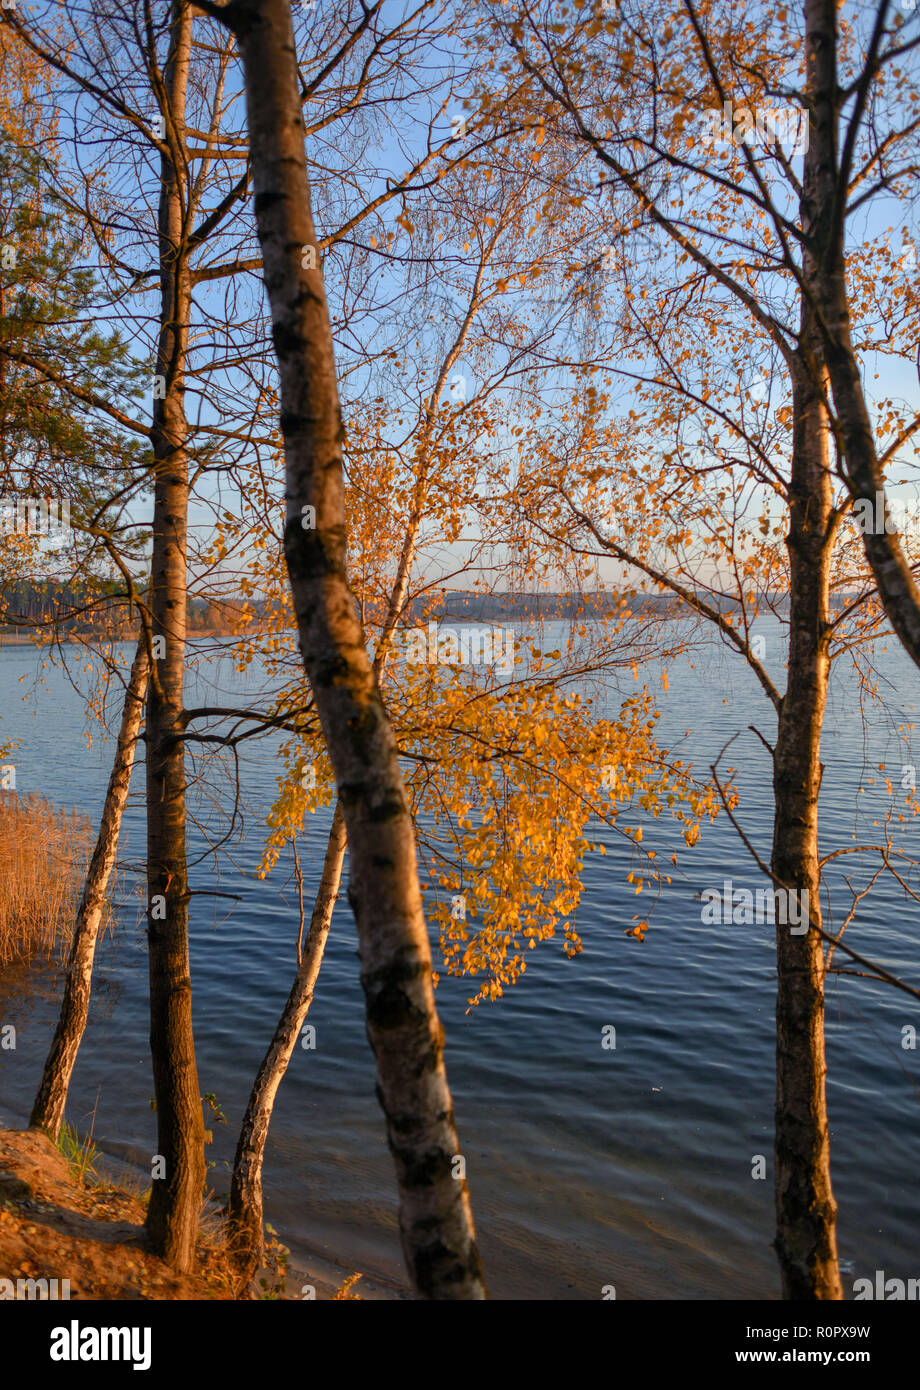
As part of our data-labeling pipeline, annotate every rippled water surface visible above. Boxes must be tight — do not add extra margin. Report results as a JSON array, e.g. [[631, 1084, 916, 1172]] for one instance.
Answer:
[[0, 621, 918, 1298]]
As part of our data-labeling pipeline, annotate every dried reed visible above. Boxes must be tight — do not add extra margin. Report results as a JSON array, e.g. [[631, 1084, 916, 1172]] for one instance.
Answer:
[[0, 792, 93, 964]]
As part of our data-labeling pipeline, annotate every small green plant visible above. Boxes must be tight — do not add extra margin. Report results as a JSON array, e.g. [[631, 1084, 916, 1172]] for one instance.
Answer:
[[56, 1121, 100, 1186], [202, 1092, 227, 1127], [257, 1228, 291, 1300], [202, 1091, 227, 1150]]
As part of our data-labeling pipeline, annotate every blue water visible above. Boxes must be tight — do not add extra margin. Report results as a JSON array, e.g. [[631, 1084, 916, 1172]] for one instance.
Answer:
[[0, 620, 918, 1299]]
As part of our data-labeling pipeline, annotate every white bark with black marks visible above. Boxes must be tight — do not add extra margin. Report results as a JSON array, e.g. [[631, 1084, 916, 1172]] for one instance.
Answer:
[[30, 641, 149, 1140], [227, 800, 346, 1284], [805, 0, 920, 672], [209, 0, 485, 1299]]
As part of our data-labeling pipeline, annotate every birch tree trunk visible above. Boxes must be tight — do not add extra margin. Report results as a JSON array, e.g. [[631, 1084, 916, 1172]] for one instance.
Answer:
[[212, 0, 485, 1299], [225, 314, 473, 1280], [804, 0, 920, 670], [227, 801, 346, 1284], [144, 0, 206, 1273], [771, 336, 842, 1298], [30, 640, 149, 1140], [763, 4, 848, 1298]]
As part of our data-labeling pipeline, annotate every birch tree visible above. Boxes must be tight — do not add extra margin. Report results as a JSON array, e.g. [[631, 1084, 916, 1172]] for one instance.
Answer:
[[491, 0, 920, 1298], [218, 124, 719, 1281], [201, 0, 487, 1299], [30, 641, 149, 1139]]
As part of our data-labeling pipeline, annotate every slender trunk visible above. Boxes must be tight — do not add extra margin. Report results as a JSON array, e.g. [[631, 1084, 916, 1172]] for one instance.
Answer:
[[227, 449, 437, 1274], [219, 0, 485, 1298], [804, 0, 920, 668], [764, 4, 846, 1298], [227, 801, 346, 1283], [224, 323, 464, 1276], [771, 332, 841, 1298], [144, 0, 205, 1273], [29, 640, 149, 1140]]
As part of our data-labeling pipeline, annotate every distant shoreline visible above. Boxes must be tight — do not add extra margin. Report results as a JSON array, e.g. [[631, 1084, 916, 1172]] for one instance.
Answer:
[[0, 629, 262, 646]]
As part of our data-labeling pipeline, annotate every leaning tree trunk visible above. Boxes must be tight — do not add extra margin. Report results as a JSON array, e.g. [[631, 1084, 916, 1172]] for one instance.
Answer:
[[804, 0, 920, 673], [228, 801, 346, 1284], [30, 640, 149, 1140], [212, 0, 485, 1299], [144, 0, 206, 1273], [225, 341, 457, 1278], [770, 326, 842, 1298]]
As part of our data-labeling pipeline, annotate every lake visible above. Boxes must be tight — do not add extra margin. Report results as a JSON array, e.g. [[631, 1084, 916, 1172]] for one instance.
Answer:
[[0, 618, 918, 1299]]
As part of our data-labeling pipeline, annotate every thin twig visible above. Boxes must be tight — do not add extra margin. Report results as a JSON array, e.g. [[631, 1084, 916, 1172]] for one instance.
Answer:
[[709, 742, 920, 1003]]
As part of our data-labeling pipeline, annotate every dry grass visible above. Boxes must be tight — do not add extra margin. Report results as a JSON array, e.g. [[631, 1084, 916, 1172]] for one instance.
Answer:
[[0, 1127, 240, 1300], [0, 792, 93, 964]]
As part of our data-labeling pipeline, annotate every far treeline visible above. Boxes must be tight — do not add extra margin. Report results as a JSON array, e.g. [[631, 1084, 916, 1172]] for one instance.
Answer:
[[1, 581, 868, 632], [0, 581, 255, 635]]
